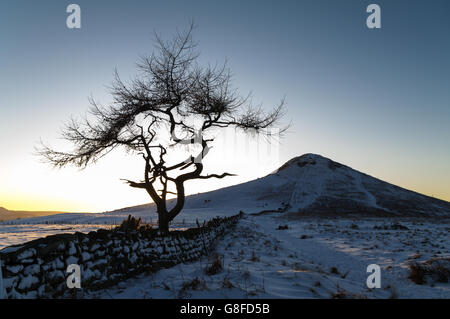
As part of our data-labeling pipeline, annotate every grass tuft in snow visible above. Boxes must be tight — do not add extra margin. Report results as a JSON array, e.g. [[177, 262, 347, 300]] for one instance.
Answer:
[[204, 254, 223, 276], [408, 258, 450, 285]]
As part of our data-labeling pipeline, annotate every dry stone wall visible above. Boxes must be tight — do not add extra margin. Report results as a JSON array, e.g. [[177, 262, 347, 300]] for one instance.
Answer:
[[0, 213, 241, 298]]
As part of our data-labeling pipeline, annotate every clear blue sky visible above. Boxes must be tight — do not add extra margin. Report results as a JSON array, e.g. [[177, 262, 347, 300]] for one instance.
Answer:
[[1, 0, 449, 211]]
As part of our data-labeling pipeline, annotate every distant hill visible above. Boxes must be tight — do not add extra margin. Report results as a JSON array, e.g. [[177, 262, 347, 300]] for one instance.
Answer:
[[0, 207, 69, 222], [271, 154, 450, 217]]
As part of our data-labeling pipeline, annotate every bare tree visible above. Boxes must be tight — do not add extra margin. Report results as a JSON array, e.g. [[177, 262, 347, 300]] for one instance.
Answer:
[[38, 24, 287, 233]]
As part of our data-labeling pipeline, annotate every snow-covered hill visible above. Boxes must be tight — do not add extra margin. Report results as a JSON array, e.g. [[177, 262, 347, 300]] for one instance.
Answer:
[[2, 154, 450, 229], [274, 154, 450, 217], [103, 153, 450, 218]]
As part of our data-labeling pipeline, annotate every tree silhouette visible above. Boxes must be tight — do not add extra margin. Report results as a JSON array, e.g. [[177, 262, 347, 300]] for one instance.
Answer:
[[38, 24, 287, 232]]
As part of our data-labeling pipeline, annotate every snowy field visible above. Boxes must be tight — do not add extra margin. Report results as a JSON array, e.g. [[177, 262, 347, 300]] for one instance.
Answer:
[[84, 213, 449, 299]]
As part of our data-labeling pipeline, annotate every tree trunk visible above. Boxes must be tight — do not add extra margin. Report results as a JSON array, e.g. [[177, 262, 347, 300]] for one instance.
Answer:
[[157, 209, 170, 234]]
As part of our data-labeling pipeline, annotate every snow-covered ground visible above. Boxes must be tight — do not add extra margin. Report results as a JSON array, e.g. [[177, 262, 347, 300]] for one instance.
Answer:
[[86, 213, 450, 299]]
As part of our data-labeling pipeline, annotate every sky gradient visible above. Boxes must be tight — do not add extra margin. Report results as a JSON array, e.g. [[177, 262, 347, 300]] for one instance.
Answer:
[[1, 0, 449, 212]]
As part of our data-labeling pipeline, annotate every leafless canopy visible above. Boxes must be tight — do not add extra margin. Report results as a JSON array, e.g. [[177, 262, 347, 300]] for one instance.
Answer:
[[38, 24, 287, 232]]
